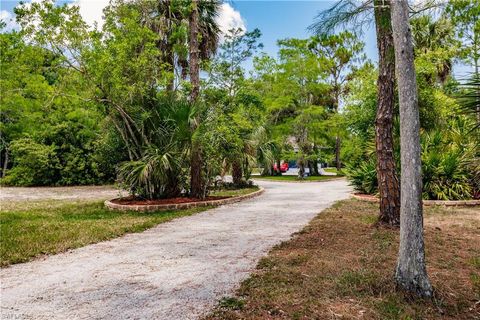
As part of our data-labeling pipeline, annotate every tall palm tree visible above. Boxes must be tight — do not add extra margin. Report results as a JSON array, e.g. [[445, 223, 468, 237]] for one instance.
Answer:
[[189, 0, 203, 198], [410, 15, 457, 84], [149, 0, 220, 91]]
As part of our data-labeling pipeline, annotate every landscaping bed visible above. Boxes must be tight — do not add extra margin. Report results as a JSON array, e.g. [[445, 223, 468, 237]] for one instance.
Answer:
[[105, 187, 264, 212], [206, 199, 480, 320], [111, 195, 230, 205]]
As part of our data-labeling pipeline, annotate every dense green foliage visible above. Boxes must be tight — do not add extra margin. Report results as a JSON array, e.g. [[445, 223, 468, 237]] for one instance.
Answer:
[[0, 0, 477, 200], [342, 9, 479, 200]]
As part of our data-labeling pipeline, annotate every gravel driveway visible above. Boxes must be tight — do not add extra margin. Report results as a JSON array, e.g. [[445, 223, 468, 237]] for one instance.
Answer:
[[1, 179, 351, 320]]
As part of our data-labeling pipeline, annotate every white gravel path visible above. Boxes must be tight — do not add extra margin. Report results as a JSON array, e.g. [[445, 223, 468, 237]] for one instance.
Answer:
[[1, 179, 351, 320]]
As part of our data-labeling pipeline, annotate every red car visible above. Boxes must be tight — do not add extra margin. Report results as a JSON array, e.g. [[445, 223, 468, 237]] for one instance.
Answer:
[[273, 162, 289, 173]]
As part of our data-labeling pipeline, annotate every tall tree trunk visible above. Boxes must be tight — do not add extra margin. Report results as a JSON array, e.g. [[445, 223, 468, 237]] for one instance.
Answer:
[[333, 91, 341, 171], [297, 156, 305, 179], [335, 136, 341, 171], [275, 158, 281, 176], [189, 0, 200, 102], [374, 0, 400, 227], [391, 0, 433, 298], [189, 0, 203, 198], [232, 159, 243, 185]]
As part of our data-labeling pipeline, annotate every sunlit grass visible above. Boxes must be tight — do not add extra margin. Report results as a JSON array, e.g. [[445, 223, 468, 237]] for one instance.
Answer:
[[0, 187, 259, 267]]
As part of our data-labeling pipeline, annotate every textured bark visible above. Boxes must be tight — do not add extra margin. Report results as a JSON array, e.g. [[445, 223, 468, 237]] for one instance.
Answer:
[[391, 0, 433, 298], [189, 0, 200, 102], [275, 158, 282, 176], [232, 159, 243, 185], [374, 0, 400, 227], [189, 0, 203, 198]]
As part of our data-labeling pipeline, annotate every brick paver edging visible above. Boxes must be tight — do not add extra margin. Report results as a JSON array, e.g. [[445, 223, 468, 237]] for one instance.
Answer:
[[105, 187, 265, 212], [351, 193, 480, 207]]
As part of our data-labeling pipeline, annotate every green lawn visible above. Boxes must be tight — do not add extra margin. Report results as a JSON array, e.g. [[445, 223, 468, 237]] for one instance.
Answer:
[[0, 187, 258, 267], [323, 167, 339, 174], [252, 175, 343, 182]]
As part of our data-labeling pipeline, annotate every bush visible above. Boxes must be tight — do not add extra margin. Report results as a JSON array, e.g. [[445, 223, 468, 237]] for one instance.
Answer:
[[421, 130, 474, 200], [345, 124, 477, 200], [2, 138, 58, 186], [118, 146, 184, 199], [345, 159, 378, 195]]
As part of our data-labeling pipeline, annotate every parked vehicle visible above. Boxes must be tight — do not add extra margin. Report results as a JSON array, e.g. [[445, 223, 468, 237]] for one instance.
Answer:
[[274, 162, 289, 173]]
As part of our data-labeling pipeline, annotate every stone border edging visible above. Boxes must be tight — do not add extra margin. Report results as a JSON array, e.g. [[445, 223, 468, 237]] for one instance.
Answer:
[[351, 193, 480, 207], [105, 187, 265, 212]]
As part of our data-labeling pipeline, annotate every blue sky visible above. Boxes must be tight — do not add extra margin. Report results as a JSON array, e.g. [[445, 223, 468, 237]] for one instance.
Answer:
[[232, 1, 378, 61], [0, 0, 470, 75], [0, 0, 380, 63]]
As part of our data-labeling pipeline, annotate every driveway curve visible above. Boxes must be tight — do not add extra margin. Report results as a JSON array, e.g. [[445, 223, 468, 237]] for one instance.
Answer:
[[1, 179, 351, 320]]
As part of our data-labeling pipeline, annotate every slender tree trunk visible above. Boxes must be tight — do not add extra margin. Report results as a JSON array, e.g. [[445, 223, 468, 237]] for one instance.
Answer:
[[475, 38, 480, 124], [391, 0, 433, 298], [275, 158, 281, 176], [335, 136, 341, 171], [297, 156, 305, 179], [232, 159, 243, 185], [189, 0, 203, 198], [374, 0, 400, 227], [333, 90, 341, 171]]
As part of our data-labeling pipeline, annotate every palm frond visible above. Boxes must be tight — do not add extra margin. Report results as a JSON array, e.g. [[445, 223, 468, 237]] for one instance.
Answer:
[[308, 0, 373, 36]]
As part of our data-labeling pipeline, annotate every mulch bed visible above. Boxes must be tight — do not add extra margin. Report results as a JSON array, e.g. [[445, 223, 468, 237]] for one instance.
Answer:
[[111, 195, 230, 206]]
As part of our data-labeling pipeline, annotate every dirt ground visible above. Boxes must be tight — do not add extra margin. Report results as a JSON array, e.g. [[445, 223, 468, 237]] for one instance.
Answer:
[[206, 200, 480, 320]]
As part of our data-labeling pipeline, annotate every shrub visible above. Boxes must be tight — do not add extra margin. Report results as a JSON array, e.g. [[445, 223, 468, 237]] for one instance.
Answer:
[[345, 159, 378, 195], [421, 130, 474, 200], [3, 138, 58, 186], [345, 125, 477, 200], [118, 145, 184, 199]]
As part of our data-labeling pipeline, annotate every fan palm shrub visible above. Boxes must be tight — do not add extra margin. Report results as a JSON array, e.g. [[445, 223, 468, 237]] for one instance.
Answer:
[[345, 158, 378, 194], [345, 118, 478, 200], [421, 127, 476, 200], [116, 97, 195, 199], [457, 74, 480, 130]]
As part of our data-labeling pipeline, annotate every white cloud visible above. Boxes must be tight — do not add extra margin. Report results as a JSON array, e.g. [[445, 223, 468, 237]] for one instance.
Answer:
[[69, 0, 110, 30], [0, 10, 19, 31], [216, 3, 246, 38], [5, 1, 246, 37]]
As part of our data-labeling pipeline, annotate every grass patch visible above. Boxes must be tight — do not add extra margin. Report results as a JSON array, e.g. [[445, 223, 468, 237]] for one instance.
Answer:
[[218, 297, 245, 310], [206, 199, 479, 320], [211, 186, 259, 197], [252, 175, 343, 182], [0, 187, 259, 267], [0, 201, 208, 267]]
